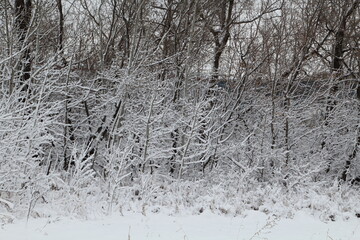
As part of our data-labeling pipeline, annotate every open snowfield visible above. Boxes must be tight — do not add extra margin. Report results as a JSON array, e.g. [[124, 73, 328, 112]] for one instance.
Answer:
[[1, 210, 359, 240]]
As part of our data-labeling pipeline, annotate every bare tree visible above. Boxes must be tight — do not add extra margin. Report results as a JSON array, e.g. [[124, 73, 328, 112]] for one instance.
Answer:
[[14, 0, 32, 93]]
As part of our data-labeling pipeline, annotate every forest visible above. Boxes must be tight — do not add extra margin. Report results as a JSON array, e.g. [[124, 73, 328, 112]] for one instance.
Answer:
[[0, 0, 360, 223]]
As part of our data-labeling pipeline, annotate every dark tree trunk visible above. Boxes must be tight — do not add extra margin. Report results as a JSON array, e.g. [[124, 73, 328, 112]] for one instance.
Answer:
[[15, 0, 32, 93], [322, 1, 359, 179], [211, 0, 233, 81], [332, 1, 359, 182], [56, 0, 65, 64]]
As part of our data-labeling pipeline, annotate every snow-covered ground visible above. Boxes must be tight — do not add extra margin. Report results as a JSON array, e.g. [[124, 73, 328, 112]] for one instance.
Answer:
[[1, 210, 359, 240]]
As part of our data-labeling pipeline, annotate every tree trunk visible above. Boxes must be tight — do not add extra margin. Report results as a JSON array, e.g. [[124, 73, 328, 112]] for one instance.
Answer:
[[15, 0, 32, 93], [56, 0, 65, 64], [323, 0, 359, 181]]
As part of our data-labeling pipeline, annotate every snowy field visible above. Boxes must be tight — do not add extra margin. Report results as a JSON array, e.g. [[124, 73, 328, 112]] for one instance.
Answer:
[[1, 210, 359, 240]]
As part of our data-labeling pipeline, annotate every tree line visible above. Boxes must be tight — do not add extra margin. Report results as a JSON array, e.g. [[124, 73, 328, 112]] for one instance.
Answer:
[[0, 0, 359, 214]]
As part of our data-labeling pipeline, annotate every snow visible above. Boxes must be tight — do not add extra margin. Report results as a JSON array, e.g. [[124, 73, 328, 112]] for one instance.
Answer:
[[1, 210, 359, 240], [0, 198, 14, 210]]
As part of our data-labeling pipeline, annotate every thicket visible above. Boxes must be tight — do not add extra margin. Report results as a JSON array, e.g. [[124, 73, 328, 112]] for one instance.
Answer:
[[0, 0, 359, 221]]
